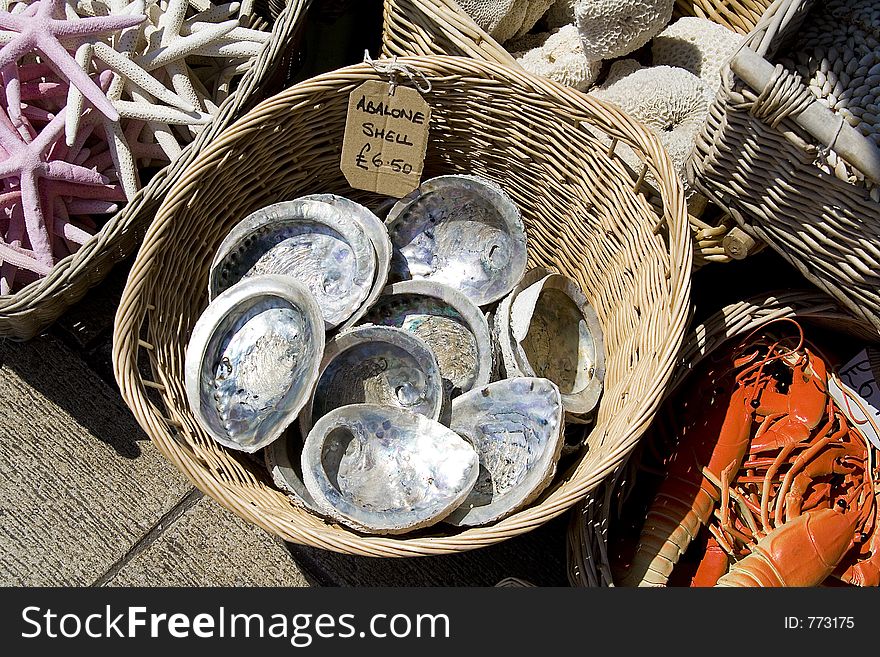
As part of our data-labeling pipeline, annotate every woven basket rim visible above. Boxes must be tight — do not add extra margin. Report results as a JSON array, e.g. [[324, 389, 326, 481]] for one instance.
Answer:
[[0, 0, 312, 340], [673, 0, 776, 34], [113, 54, 694, 556]]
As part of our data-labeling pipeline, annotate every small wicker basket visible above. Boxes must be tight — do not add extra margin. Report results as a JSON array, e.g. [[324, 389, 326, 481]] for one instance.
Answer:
[[112, 55, 692, 557], [382, 0, 749, 267], [689, 0, 880, 333], [567, 289, 880, 586], [0, 0, 312, 340], [673, 0, 775, 34]]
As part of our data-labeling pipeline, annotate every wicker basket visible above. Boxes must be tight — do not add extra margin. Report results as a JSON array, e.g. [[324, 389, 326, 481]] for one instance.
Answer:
[[0, 0, 312, 341], [382, 0, 516, 64], [567, 289, 880, 586], [690, 0, 880, 333], [673, 0, 775, 34], [382, 0, 749, 267], [112, 55, 692, 557]]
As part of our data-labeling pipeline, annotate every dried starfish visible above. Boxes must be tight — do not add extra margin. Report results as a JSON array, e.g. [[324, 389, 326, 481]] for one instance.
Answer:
[[0, 105, 108, 265], [64, 0, 143, 144], [183, 1, 240, 27], [0, 0, 145, 122], [1, 0, 273, 292], [64, 0, 211, 194], [0, 4, 41, 126], [137, 6, 238, 72]]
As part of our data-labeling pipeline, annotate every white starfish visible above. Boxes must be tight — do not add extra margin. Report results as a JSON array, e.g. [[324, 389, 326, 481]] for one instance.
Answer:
[[63, 0, 208, 197], [156, 0, 204, 137], [137, 14, 238, 71], [127, 85, 184, 163], [63, 0, 141, 143], [93, 40, 197, 111], [183, 1, 239, 27], [64, 42, 93, 144]]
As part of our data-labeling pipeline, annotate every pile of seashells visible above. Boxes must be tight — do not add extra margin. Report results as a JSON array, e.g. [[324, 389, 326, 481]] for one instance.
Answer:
[[184, 174, 606, 535]]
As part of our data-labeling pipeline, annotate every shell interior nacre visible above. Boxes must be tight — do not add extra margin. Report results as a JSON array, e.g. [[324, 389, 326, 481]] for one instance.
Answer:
[[360, 280, 493, 397], [495, 271, 605, 420], [386, 175, 528, 306], [301, 325, 444, 434], [445, 377, 564, 527], [493, 267, 549, 379], [299, 194, 392, 330], [302, 404, 480, 534], [510, 274, 605, 417], [184, 275, 325, 453], [209, 199, 376, 330]]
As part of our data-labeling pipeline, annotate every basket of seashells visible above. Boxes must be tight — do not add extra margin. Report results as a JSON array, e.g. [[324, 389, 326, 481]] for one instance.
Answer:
[[690, 0, 880, 333], [566, 289, 880, 586], [382, 0, 769, 268], [0, 0, 311, 340], [112, 54, 692, 556]]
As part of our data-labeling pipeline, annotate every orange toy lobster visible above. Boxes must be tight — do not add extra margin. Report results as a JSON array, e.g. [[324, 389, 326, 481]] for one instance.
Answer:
[[715, 489, 873, 586], [624, 319, 879, 587]]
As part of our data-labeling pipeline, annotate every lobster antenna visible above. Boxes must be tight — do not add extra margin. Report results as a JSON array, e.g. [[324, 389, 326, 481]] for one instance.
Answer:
[[734, 318, 807, 387], [738, 317, 805, 357]]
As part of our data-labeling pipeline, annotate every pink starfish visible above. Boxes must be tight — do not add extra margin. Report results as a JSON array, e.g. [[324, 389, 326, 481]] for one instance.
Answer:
[[0, 0, 145, 123], [0, 105, 109, 266], [0, 192, 49, 294]]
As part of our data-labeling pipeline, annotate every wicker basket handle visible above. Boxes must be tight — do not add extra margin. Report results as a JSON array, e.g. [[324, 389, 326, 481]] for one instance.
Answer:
[[730, 47, 880, 185], [747, 0, 809, 58]]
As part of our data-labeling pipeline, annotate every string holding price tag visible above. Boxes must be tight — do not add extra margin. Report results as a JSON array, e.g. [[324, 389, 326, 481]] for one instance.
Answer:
[[340, 57, 432, 198]]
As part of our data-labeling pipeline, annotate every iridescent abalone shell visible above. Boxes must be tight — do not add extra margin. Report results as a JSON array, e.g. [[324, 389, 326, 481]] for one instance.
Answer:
[[386, 175, 527, 306], [301, 404, 479, 534], [184, 275, 324, 453], [359, 280, 493, 397], [300, 325, 444, 434], [209, 198, 376, 330], [445, 377, 564, 526]]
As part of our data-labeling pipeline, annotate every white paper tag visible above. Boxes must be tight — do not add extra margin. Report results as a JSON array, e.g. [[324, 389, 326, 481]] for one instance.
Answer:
[[828, 349, 880, 451]]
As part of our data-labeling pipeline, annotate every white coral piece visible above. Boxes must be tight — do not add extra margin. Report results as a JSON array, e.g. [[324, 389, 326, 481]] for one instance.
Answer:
[[652, 17, 744, 92], [457, 0, 556, 44], [591, 63, 713, 203], [574, 0, 673, 60], [509, 24, 601, 91]]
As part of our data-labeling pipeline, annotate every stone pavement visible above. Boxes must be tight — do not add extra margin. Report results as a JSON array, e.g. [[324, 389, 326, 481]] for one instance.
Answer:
[[0, 263, 569, 587]]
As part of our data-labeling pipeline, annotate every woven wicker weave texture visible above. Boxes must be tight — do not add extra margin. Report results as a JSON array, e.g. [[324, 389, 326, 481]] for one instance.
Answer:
[[381, 0, 756, 267], [674, 0, 774, 34], [566, 289, 879, 586], [0, 0, 312, 341], [690, 0, 880, 333], [112, 55, 692, 557]]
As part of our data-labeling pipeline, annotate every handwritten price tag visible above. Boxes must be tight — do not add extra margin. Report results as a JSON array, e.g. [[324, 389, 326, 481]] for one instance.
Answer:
[[340, 80, 431, 198], [828, 348, 880, 451]]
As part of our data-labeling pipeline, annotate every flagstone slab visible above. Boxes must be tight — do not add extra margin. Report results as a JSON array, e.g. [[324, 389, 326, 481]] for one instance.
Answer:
[[0, 336, 191, 586], [105, 496, 311, 587]]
